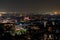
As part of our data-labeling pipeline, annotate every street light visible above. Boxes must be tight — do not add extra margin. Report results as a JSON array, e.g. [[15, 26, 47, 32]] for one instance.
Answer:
[[54, 12, 57, 15]]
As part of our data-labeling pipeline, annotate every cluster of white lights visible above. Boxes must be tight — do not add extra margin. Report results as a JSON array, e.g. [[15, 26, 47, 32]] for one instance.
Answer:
[[0, 12, 18, 16], [0, 12, 7, 14], [0, 12, 18, 14]]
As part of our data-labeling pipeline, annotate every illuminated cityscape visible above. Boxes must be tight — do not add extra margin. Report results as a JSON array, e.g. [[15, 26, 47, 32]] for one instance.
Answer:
[[0, 0, 60, 40]]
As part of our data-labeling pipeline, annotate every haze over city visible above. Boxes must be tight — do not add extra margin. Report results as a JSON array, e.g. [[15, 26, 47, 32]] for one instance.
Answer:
[[0, 0, 60, 14]]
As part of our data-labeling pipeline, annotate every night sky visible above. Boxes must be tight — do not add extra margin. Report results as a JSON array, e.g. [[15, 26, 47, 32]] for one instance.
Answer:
[[0, 0, 60, 13]]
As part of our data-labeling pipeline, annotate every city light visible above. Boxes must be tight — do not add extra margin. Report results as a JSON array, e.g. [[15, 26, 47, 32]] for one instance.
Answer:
[[0, 14, 2, 16], [0, 12, 7, 14], [54, 12, 57, 15]]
